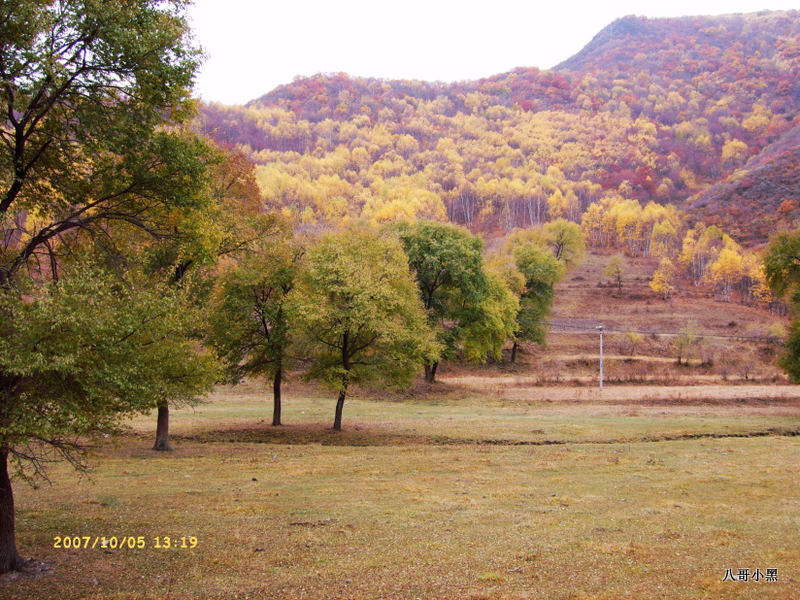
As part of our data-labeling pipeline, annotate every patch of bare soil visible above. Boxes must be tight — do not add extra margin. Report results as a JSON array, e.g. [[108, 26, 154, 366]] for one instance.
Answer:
[[178, 423, 430, 446], [0, 559, 53, 585]]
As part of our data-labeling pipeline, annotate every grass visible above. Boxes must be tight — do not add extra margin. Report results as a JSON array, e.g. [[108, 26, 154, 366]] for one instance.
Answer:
[[3, 378, 800, 599]]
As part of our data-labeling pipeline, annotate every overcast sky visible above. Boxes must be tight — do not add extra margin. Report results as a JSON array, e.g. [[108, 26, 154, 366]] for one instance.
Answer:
[[188, 1, 800, 105]]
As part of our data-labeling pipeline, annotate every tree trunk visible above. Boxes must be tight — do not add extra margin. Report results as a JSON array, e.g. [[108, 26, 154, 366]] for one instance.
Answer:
[[153, 401, 172, 451], [272, 367, 282, 426], [424, 361, 439, 383], [511, 341, 518, 364], [333, 335, 351, 431], [0, 450, 23, 574], [333, 388, 346, 431]]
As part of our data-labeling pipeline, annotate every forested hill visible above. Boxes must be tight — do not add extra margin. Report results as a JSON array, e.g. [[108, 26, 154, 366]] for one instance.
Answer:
[[555, 11, 798, 73], [199, 10, 800, 243], [688, 122, 800, 244]]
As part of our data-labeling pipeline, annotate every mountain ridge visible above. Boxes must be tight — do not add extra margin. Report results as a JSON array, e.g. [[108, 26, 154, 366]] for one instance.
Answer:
[[200, 9, 800, 245]]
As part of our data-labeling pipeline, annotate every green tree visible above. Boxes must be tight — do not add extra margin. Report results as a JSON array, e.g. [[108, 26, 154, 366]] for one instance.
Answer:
[[764, 231, 800, 300], [396, 220, 490, 382], [510, 243, 564, 362], [506, 220, 586, 272], [143, 146, 278, 450], [0, 266, 216, 572], [0, 0, 213, 572], [209, 234, 300, 427], [461, 270, 519, 364], [603, 254, 626, 292], [291, 227, 437, 430], [764, 231, 800, 381]]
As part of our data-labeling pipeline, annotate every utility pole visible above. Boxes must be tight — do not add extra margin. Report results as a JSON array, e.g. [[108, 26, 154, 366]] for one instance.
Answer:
[[596, 324, 604, 390]]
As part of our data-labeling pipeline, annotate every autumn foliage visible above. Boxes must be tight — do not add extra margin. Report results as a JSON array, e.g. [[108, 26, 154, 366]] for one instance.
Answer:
[[200, 11, 800, 242]]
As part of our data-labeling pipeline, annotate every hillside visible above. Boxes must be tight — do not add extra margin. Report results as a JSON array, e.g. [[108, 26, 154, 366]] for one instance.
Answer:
[[199, 10, 800, 244], [688, 123, 800, 244], [534, 249, 786, 385]]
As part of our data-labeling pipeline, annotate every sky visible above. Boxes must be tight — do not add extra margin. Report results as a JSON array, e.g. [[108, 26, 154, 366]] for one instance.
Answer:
[[188, 1, 800, 105]]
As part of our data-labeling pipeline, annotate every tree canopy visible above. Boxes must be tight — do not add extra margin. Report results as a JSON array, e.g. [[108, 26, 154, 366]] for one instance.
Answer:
[[290, 227, 438, 430], [1, 0, 208, 285], [493, 237, 566, 363], [0, 0, 214, 573], [209, 231, 300, 426], [764, 230, 800, 382], [396, 220, 491, 382]]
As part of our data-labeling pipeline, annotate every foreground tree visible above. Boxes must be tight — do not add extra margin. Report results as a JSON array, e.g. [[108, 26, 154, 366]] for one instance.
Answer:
[[485, 254, 526, 363], [0, 267, 216, 572], [0, 0, 215, 571], [396, 220, 489, 382], [144, 147, 277, 450], [1, 0, 205, 288], [291, 227, 438, 430], [461, 270, 519, 364], [498, 230, 567, 363], [209, 233, 300, 426]]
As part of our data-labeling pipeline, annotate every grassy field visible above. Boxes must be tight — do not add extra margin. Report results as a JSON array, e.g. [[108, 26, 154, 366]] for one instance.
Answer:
[[3, 377, 800, 599]]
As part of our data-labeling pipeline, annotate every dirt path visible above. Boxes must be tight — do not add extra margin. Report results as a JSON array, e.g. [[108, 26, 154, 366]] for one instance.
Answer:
[[548, 353, 683, 363]]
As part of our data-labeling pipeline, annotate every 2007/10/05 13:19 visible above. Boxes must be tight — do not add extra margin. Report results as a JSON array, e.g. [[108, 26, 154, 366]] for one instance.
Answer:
[[53, 536, 198, 550]]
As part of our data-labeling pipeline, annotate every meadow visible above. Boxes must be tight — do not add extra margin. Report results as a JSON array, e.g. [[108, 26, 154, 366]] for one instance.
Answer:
[[6, 6, 800, 599], [3, 375, 799, 600]]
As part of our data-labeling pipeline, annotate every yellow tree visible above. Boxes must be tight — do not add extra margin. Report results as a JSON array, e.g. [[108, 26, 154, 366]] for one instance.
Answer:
[[721, 138, 749, 170], [507, 219, 585, 272], [679, 224, 725, 285], [546, 189, 567, 220], [603, 254, 626, 292], [650, 219, 679, 258], [650, 257, 677, 300], [740, 250, 772, 306], [611, 199, 644, 256], [290, 227, 438, 430], [709, 246, 745, 302], [581, 201, 605, 247]]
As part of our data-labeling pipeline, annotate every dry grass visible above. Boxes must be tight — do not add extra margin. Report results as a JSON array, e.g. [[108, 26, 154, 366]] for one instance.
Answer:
[[534, 250, 789, 385], [442, 377, 800, 402], [3, 377, 800, 599]]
